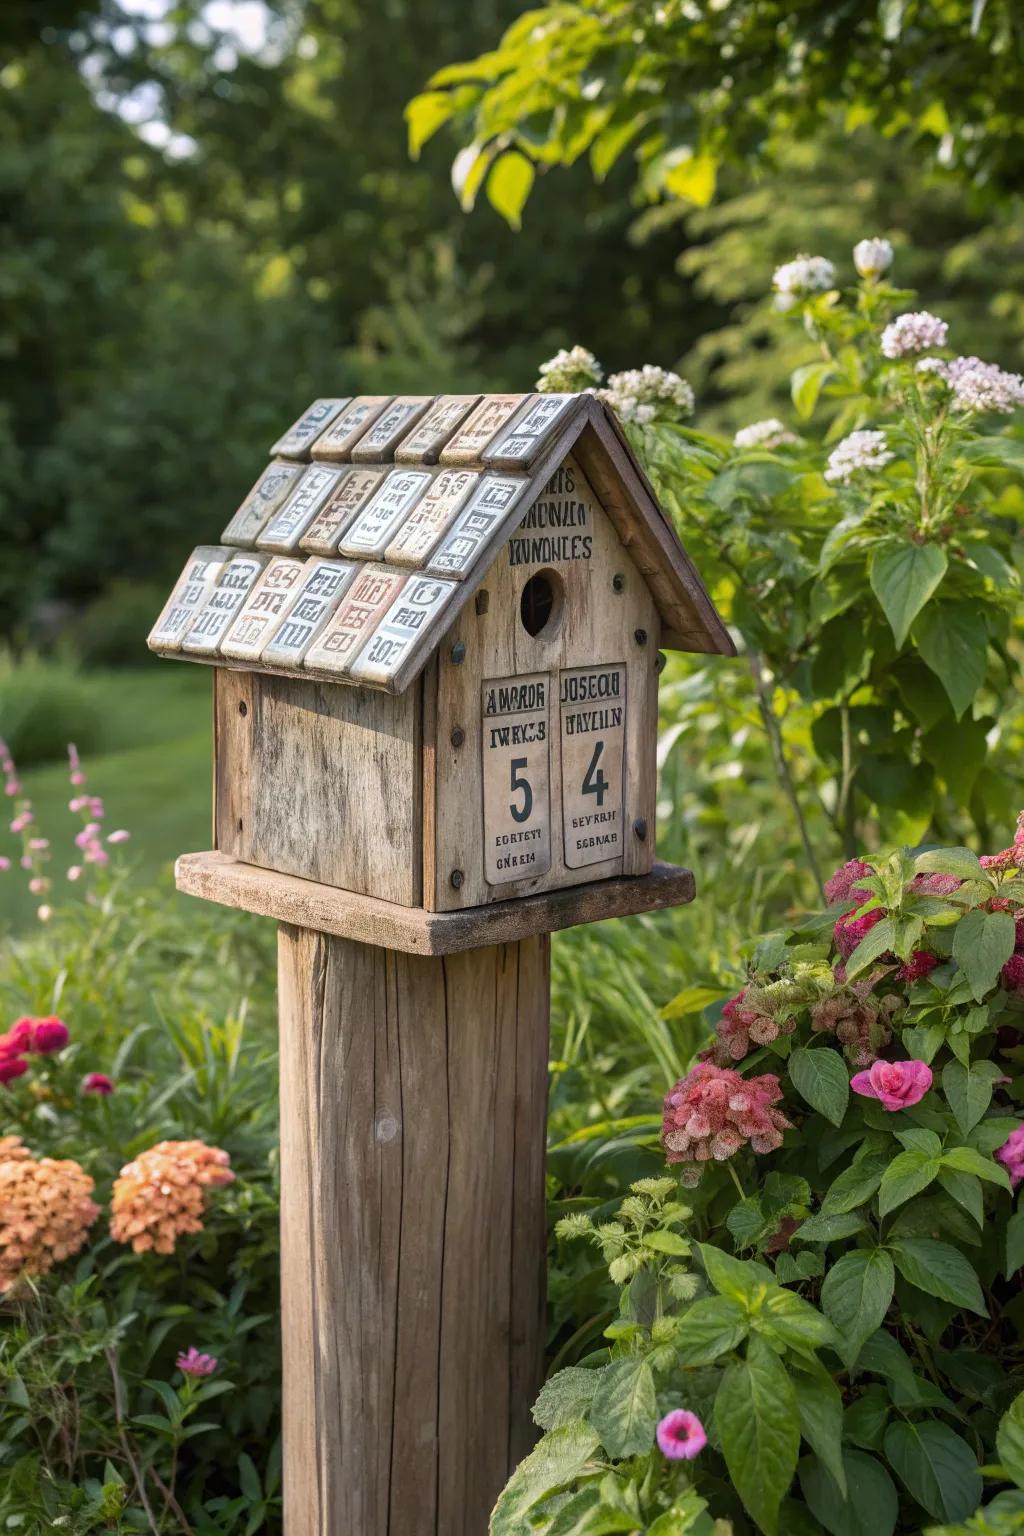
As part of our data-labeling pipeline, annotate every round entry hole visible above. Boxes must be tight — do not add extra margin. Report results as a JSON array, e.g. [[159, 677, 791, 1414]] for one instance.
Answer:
[[520, 569, 563, 639]]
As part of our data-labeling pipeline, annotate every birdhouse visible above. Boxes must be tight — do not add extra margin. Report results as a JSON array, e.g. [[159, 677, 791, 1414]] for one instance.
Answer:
[[149, 391, 732, 917]]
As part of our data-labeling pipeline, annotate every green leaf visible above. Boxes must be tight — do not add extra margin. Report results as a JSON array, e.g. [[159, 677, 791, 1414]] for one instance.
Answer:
[[890, 1238, 988, 1315], [884, 1420, 982, 1522], [238, 1453, 262, 1502], [789, 1048, 849, 1128], [845, 916, 897, 980], [799, 1449, 898, 1536], [820, 1249, 895, 1368], [941, 1144, 1012, 1191], [942, 1059, 1000, 1135], [821, 1153, 888, 1215], [914, 846, 987, 884], [674, 1296, 749, 1365], [997, 1391, 1024, 1489], [715, 1336, 800, 1536], [485, 150, 535, 229], [405, 91, 455, 158], [952, 908, 1015, 1002], [489, 1423, 602, 1534], [643, 1229, 689, 1255], [532, 1368, 601, 1432], [936, 1168, 983, 1228], [662, 150, 718, 207], [791, 361, 833, 420], [1007, 1211, 1024, 1278], [699, 1243, 773, 1305], [793, 1212, 866, 1244], [589, 1358, 658, 1459], [757, 1289, 837, 1355], [660, 984, 728, 1020], [869, 541, 947, 649], [795, 1368, 846, 1498], [878, 1150, 941, 1218], [914, 602, 988, 720]]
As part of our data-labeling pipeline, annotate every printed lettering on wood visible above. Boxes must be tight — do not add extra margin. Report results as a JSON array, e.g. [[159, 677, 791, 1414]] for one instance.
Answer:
[[508, 461, 592, 570], [182, 554, 269, 656], [221, 462, 304, 547], [302, 564, 407, 676], [148, 547, 230, 652], [559, 665, 626, 868], [439, 395, 526, 467], [481, 674, 552, 885], [262, 560, 358, 666], [271, 399, 349, 459], [258, 465, 345, 552], [220, 557, 307, 661], [310, 396, 392, 462], [348, 575, 457, 688]]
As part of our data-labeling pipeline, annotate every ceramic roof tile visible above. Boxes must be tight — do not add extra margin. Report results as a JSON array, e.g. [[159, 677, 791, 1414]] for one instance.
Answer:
[[438, 394, 526, 467], [301, 564, 408, 677], [180, 552, 270, 656], [221, 461, 304, 547], [270, 398, 350, 459], [298, 466, 386, 555], [384, 468, 479, 567], [338, 468, 434, 559], [310, 396, 393, 462], [481, 393, 578, 470], [393, 395, 480, 464], [149, 546, 231, 651], [256, 464, 348, 553], [349, 396, 434, 463], [261, 559, 359, 666], [220, 557, 307, 660]]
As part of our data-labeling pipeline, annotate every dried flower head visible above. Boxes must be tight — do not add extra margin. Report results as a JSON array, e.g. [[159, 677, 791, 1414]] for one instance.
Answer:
[[110, 1140, 235, 1255], [713, 984, 801, 1062], [853, 237, 894, 280], [733, 418, 798, 451], [0, 1137, 100, 1292], [811, 988, 900, 1067], [536, 345, 602, 393], [824, 430, 895, 486], [880, 311, 948, 359], [599, 365, 695, 425], [662, 1063, 791, 1185]]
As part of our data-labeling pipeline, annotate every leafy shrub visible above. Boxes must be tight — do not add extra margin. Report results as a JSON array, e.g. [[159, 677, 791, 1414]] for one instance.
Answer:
[[0, 650, 103, 766], [67, 580, 170, 669]]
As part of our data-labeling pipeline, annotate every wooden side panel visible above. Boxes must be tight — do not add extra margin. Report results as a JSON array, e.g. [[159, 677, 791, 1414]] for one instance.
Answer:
[[277, 926, 550, 1536], [214, 669, 421, 906], [428, 453, 659, 911]]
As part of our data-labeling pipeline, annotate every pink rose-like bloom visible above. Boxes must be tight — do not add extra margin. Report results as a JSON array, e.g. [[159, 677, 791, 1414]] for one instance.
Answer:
[[176, 1346, 218, 1377], [851, 1058, 932, 1111], [662, 1063, 791, 1183], [656, 1409, 707, 1461], [996, 1126, 1024, 1188], [82, 1072, 115, 1095], [834, 906, 884, 960], [30, 1017, 69, 1054], [825, 858, 874, 906]]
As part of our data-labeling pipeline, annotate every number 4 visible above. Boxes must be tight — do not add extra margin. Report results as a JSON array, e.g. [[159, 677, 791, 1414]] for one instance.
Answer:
[[582, 740, 608, 806]]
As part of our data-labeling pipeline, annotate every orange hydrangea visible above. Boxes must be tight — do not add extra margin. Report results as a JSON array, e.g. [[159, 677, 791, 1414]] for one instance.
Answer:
[[110, 1139, 235, 1255], [0, 1135, 101, 1293]]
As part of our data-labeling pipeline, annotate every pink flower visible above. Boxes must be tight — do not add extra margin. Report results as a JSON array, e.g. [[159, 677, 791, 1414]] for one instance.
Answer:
[[825, 859, 874, 905], [897, 950, 940, 983], [4, 782, 19, 797], [37, 906, 52, 923], [1, 1020, 33, 1054], [28, 878, 49, 896], [656, 1409, 707, 1461], [911, 872, 963, 896], [30, 1017, 69, 1053], [107, 830, 130, 844], [851, 1058, 932, 1111], [28, 839, 48, 851], [0, 1057, 28, 1085], [69, 797, 87, 813], [996, 1126, 1024, 1188], [0, 858, 10, 873], [84, 846, 109, 866], [176, 1346, 218, 1377], [662, 1063, 791, 1183], [67, 866, 82, 882], [10, 814, 32, 833], [1003, 954, 1024, 992], [834, 906, 884, 959], [70, 772, 85, 787], [82, 1072, 114, 1096]]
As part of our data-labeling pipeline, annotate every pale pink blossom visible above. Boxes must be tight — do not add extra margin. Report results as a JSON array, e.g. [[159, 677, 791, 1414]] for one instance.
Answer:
[[0, 858, 10, 873], [851, 1058, 932, 1111], [881, 311, 948, 359], [36, 906, 52, 922], [656, 1409, 707, 1460], [67, 866, 82, 882], [106, 830, 130, 844]]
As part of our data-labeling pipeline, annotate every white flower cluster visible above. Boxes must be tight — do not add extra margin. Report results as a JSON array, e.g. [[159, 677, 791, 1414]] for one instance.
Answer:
[[929, 355, 1024, 415], [772, 255, 836, 310], [824, 430, 895, 486], [853, 238, 894, 280], [733, 418, 798, 451], [599, 365, 695, 425], [536, 344, 603, 394], [880, 311, 948, 360]]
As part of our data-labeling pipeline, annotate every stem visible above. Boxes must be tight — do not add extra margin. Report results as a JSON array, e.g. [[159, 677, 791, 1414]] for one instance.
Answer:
[[837, 704, 857, 858], [748, 651, 826, 900], [725, 1160, 747, 1201], [150, 1464, 196, 1536], [105, 1346, 161, 1536]]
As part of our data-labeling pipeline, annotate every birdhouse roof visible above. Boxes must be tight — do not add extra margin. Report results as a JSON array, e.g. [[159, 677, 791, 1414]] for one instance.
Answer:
[[147, 391, 734, 694]]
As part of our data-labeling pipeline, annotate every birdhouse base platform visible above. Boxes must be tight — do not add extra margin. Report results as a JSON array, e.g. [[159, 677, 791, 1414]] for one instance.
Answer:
[[174, 850, 696, 955]]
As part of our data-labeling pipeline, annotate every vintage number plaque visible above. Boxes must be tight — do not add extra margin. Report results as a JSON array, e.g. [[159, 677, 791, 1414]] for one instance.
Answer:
[[310, 396, 392, 461], [303, 564, 407, 676], [349, 575, 457, 688], [425, 475, 529, 579], [271, 398, 349, 459], [384, 468, 478, 566], [221, 461, 304, 547], [220, 557, 307, 660], [257, 465, 345, 552], [394, 395, 480, 464], [481, 673, 552, 886], [262, 560, 358, 666], [181, 554, 269, 656], [439, 394, 525, 467], [483, 394, 575, 470], [298, 467, 385, 554], [148, 546, 230, 652], [559, 665, 626, 868], [339, 469, 433, 558]]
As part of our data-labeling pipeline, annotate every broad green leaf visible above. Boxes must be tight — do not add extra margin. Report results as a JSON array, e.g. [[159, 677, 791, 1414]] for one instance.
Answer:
[[546, 1489, 640, 1535], [715, 1336, 800, 1535], [485, 151, 535, 229], [589, 1358, 658, 1458], [890, 1238, 988, 1315], [792, 361, 833, 420], [870, 541, 947, 648], [532, 1368, 601, 1432], [914, 602, 988, 720], [820, 1249, 895, 1367], [952, 908, 1015, 1002], [914, 846, 986, 884], [878, 1150, 941, 1218], [405, 91, 455, 158], [795, 1368, 846, 1497], [941, 1144, 1012, 1191], [643, 1229, 689, 1255], [793, 1212, 866, 1244], [821, 1153, 888, 1215], [699, 1243, 773, 1305], [757, 1289, 837, 1355], [937, 1169, 983, 1228], [942, 1059, 1000, 1135], [997, 1391, 1024, 1490], [845, 916, 896, 980], [799, 1448, 898, 1536], [884, 1420, 982, 1522], [1007, 1210, 1024, 1278], [789, 1047, 849, 1128], [674, 1296, 749, 1365], [451, 141, 493, 211], [489, 1423, 601, 1534]]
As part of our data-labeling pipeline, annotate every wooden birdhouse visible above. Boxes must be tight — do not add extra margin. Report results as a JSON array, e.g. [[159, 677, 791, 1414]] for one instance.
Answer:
[[150, 391, 732, 919]]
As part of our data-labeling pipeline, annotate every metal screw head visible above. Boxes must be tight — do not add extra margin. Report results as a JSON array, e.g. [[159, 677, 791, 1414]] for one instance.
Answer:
[[633, 817, 648, 842], [450, 868, 465, 890], [655, 651, 667, 674], [450, 726, 465, 749], [612, 573, 625, 593], [634, 628, 648, 647], [450, 641, 466, 665]]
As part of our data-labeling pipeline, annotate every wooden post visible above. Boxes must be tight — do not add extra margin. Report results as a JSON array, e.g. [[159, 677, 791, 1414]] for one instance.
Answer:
[[277, 924, 550, 1536]]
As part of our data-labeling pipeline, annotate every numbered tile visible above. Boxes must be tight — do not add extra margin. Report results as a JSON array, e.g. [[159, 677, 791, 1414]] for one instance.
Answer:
[[220, 557, 307, 660], [271, 398, 350, 459], [261, 560, 358, 666], [425, 475, 531, 579], [349, 575, 459, 690], [221, 461, 304, 547], [394, 395, 480, 464], [384, 469, 479, 567], [559, 665, 627, 868], [303, 565, 408, 676], [338, 468, 433, 559], [311, 396, 393, 462], [482, 393, 578, 470], [480, 673, 552, 886], [148, 547, 230, 653], [298, 467, 385, 555], [439, 394, 527, 467], [256, 464, 346, 553], [182, 554, 270, 656], [350, 396, 434, 463]]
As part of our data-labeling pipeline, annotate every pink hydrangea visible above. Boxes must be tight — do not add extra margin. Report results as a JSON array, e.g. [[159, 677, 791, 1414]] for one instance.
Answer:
[[995, 1126, 1024, 1187], [851, 1058, 932, 1111], [833, 906, 884, 960], [825, 859, 874, 906], [662, 1063, 791, 1183], [656, 1409, 707, 1461]]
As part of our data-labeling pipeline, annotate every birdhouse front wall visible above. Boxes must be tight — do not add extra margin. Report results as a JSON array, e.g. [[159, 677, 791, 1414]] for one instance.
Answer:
[[426, 453, 659, 912]]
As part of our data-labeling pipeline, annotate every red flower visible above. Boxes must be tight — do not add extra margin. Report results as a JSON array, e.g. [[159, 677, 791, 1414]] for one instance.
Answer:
[[897, 950, 940, 983], [0, 1057, 28, 1084], [1003, 954, 1024, 993], [833, 906, 884, 960], [29, 1017, 69, 1054], [2, 1019, 33, 1054]]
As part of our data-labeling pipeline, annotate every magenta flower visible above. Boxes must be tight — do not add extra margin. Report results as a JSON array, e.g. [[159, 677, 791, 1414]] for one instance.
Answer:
[[0, 1057, 28, 1084], [833, 906, 884, 960], [996, 1126, 1024, 1188], [82, 1072, 115, 1096], [851, 1058, 932, 1111], [0, 858, 10, 872], [1003, 954, 1024, 993], [176, 1346, 218, 1377], [656, 1409, 707, 1461], [897, 950, 940, 983], [30, 1017, 70, 1054], [825, 858, 874, 906]]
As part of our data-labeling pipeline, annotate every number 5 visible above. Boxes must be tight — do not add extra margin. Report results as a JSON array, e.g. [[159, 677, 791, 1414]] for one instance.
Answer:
[[509, 757, 533, 823]]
